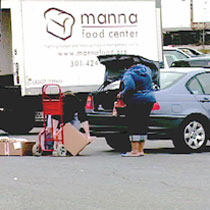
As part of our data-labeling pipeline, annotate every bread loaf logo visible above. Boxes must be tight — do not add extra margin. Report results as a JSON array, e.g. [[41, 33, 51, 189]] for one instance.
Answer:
[[44, 8, 75, 40]]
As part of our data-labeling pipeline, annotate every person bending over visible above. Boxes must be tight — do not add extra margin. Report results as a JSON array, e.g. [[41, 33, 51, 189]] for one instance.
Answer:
[[52, 91, 90, 139]]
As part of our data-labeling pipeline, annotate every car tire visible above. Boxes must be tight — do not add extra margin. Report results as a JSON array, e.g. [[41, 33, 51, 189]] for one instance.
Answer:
[[105, 134, 131, 152], [172, 117, 208, 153]]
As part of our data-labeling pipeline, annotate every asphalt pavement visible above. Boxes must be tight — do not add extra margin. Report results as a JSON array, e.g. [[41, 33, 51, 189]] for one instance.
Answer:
[[1, 128, 210, 210]]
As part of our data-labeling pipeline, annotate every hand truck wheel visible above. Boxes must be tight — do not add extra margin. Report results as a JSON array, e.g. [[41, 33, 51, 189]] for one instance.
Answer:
[[32, 144, 42, 157], [57, 144, 67, 157]]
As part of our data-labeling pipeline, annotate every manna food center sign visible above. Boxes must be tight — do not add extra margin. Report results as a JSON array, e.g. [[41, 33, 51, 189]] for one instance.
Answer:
[[21, 1, 159, 89]]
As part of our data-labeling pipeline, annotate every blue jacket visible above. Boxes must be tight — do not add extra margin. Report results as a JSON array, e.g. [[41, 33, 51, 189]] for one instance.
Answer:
[[120, 64, 156, 105]]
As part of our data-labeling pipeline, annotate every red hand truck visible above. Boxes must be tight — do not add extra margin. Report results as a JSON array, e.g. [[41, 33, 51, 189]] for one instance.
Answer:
[[32, 84, 67, 156]]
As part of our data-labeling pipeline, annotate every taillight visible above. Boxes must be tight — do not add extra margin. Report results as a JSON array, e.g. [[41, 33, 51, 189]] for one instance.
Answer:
[[152, 102, 160, 110], [85, 94, 94, 111]]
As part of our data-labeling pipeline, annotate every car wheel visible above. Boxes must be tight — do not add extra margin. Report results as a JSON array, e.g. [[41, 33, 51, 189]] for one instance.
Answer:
[[105, 134, 131, 152], [172, 117, 208, 153]]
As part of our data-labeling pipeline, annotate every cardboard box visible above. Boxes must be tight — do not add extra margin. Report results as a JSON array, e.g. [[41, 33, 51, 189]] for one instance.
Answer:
[[8, 141, 35, 156], [0, 141, 8, 155], [63, 123, 94, 156], [0, 138, 35, 156], [0, 137, 10, 155]]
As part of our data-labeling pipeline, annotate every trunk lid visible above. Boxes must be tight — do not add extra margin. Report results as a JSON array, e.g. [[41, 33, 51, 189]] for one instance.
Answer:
[[98, 54, 160, 87], [91, 54, 160, 112]]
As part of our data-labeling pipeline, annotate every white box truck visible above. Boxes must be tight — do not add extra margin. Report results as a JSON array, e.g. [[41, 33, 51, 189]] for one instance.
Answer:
[[0, 0, 163, 134]]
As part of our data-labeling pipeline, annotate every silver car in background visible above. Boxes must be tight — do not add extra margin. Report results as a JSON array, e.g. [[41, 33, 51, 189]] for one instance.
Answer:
[[163, 46, 210, 69], [151, 68, 210, 153]]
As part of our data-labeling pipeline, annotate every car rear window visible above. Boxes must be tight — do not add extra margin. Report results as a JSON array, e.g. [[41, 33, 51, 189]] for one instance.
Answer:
[[160, 72, 185, 89]]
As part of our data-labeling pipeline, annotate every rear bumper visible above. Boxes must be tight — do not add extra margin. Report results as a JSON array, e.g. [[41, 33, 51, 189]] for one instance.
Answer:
[[87, 111, 184, 140]]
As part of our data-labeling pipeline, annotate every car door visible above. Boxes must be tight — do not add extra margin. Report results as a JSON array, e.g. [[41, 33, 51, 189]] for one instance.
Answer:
[[187, 72, 210, 116]]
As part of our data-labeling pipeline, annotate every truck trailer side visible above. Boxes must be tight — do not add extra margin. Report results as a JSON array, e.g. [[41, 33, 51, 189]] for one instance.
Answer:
[[0, 0, 163, 134]]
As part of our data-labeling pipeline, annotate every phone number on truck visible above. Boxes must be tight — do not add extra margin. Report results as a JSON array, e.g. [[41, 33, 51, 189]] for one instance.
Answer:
[[70, 60, 99, 67]]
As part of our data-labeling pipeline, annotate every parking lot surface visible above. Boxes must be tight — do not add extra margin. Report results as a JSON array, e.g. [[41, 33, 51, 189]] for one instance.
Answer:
[[1, 128, 210, 210]]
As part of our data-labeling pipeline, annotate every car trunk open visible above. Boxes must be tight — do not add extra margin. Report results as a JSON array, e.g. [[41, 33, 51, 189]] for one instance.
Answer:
[[92, 54, 160, 111]]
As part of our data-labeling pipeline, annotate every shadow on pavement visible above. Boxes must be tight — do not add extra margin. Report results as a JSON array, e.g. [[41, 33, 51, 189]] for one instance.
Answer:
[[106, 145, 210, 155], [144, 147, 176, 154]]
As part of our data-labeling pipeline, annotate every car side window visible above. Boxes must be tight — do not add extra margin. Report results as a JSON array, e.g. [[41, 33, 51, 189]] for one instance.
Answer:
[[171, 60, 190, 67], [181, 49, 194, 56], [163, 50, 189, 66], [187, 77, 204, 95], [196, 73, 210, 95]]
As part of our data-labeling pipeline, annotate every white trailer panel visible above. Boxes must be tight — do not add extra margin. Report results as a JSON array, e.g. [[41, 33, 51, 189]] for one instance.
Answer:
[[1, 0, 162, 95], [193, 0, 210, 23], [162, 0, 191, 31]]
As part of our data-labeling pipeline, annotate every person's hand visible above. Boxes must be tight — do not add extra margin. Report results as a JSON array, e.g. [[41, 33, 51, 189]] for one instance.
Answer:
[[117, 92, 123, 99], [85, 133, 91, 139], [85, 133, 94, 144], [83, 132, 91, 140]]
